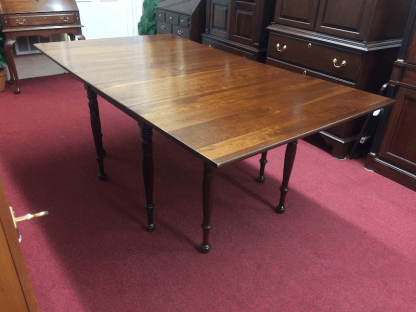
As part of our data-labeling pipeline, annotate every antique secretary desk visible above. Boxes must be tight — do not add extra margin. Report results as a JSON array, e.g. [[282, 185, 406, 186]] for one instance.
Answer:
[[0, 0, 84, 94]]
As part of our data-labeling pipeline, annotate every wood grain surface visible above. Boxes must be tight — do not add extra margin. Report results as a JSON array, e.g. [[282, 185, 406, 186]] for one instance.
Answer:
[[35, 34, 394, 168]]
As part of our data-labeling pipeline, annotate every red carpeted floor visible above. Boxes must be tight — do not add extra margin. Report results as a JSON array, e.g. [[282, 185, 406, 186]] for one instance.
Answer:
[[1, 74, 416, 312]]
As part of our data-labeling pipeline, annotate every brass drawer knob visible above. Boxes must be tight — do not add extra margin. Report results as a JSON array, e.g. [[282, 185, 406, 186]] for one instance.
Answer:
[[303, 71, 307, 75], [308, 43, 312, 48], [276, 43, 286, 52], [15, 18, 26, 25], [60, 16, 69, 22], [161, 25, 166, 30], [333, 58, 346, 68], [170, 16, 174, 20], [178, 30, 184, 35]]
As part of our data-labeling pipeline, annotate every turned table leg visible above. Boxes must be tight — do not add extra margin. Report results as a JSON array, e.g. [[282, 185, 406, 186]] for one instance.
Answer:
[[256, 151, 268, 183], [86, 86, 107, 180], [276, 141, 298, 214], [140, 122, 155, 232], [200, 162, 216, 253], [5, 39, 20, 94]]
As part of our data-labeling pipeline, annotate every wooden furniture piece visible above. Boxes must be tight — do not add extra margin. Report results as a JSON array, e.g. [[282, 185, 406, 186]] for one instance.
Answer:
[[266, 0, 413, 159], [36, 35, 394, 253], [365, 0, 416, 191], [0, 176, 39, 311], [0, 0, 84, 94], [201, 0, 275, 62], [157, 0, 206, 43]]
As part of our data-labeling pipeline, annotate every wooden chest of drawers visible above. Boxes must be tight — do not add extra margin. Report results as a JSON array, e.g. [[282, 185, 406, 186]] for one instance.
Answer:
[[266, 0, 413, 159], [156, 0, 205, 43], [0, 0, 84, 94]]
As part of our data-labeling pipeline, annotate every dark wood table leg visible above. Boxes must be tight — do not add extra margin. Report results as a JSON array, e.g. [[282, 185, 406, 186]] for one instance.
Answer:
[[276, 141, 298, 214], [7, 62, 15, 85], [200, 162, 216, 253], [86, 85, 107, 180], [140, 122, 155, 232], [5, 39, 20, 94], [256, 151, 268, 183]]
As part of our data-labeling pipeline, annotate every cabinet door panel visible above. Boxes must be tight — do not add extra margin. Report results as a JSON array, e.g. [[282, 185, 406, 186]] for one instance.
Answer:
[[315, 0, 373, 40], [229, 1, 260, 46], [379, 88, 416, 174], [274, 0, 320, 30], [209, 0, 230, 39]]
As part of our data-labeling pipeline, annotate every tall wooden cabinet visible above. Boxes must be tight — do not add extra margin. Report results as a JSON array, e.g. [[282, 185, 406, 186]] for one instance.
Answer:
[[201, 0, 275, 62], [267, 0, 412, 159], [365, 0, 416, 191]]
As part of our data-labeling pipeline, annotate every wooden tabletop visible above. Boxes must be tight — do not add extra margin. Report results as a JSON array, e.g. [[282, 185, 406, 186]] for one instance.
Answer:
[[35, 34, 395, 168]]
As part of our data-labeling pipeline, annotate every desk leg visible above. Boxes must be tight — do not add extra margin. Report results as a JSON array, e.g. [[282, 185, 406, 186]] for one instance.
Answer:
[[5, 39, 20, 94], [256, 152, 268, 183], [86, 86, 107, 180], [200, 162, 216, 253], [140, 123, 155, 232], [276, 141, 297, 214]]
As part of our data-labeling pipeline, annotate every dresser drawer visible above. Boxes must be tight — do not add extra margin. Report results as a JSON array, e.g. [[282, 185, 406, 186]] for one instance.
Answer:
[[157, 22, 172, 34], [157, 10, 165, 22], [7, 13, 79, 27], [173, 25, 190, 39], [268, 32, 362, 82], [166, 12, 179, 25], [179, 15, 190, 28], [266, 57, 356, 88]]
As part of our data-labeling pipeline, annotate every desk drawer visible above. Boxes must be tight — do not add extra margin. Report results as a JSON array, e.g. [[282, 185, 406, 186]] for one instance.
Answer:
[[179, 15, 190, 28], [7, 13, 79, 27], [268, 32, 362, 82], [166, 12, 179, 25], [173, 25, 190, 39], [157, 10, 165, 22], [157, 22, 172, 34]]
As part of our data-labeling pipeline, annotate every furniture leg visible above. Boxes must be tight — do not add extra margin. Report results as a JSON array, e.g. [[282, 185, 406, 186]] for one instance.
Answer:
[[86, 86, 107, 180], [200, 162, 216, 253], [256, 151, 268, 183], [5, 39, 20, 94], [7, 62, 15, 85], [140, 122, 155, 232], [276, 141, 297, 214]]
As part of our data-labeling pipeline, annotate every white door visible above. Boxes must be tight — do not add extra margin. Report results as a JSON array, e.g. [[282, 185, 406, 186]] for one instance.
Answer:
[[75, 0, 143, 40]]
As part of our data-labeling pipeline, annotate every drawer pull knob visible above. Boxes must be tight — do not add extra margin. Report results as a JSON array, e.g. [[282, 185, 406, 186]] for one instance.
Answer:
[[276, 44, 286, 52], [333, 58, 346, 68], [60, 16, 69, 22], [159, 14, 162, 17], [170, 17, 174, 20], [308, 43, 312, 48], [15, 18, 26, 25], [178, 30, 184, 35], [161, 25, 166, 30], [303, 71, 307, 75]]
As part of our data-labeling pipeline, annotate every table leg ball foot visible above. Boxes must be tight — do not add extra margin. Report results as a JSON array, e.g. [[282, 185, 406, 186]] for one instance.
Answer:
[[256, 175, 265, 183], [98, 172, 107, 181], [275, 205, 285, 214], [199, 244, 210, 254], [145, 223, 155, 232]]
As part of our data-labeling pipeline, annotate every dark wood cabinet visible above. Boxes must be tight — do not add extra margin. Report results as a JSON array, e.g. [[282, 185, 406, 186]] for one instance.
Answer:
[[202, 0, 275, 62], [156, 0, 206, 43], [267, 0, 412, 159], [274, 0, 320, 30], [0, 0, 84, 94], [365, 0, 416, 191]]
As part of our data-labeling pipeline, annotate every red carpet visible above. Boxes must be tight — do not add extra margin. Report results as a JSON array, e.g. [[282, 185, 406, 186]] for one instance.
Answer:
[[1, 74, 416, 311]]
